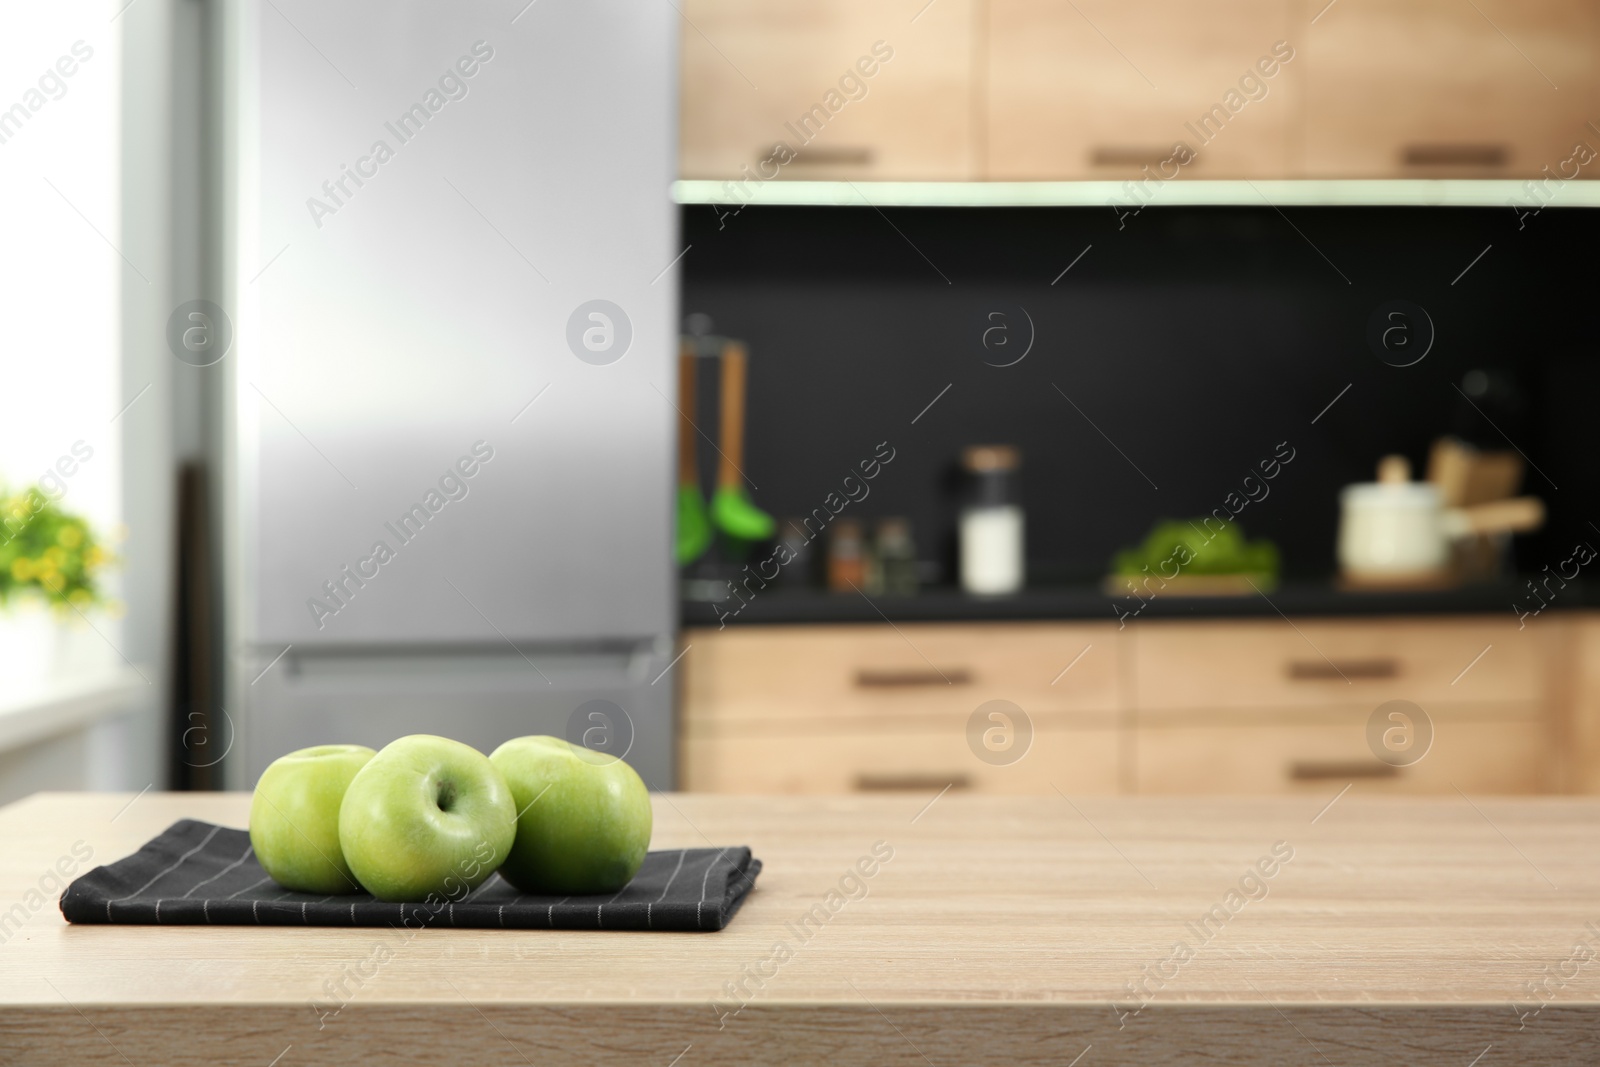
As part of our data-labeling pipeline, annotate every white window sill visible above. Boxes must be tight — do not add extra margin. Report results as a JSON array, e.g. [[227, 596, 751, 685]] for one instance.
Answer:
[[0, 669, 150, 755]]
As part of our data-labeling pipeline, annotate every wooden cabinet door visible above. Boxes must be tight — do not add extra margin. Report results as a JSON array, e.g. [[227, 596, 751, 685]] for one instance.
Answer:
[[1133, 708, 1553, 795], [1130, 614, 1561, 795], [1132, 617, 1546, 713], [986, 0, 1300, 180], [682, 723, 1121, 794], [679, 622, 1124, 795], [1303, 0, 1600, 178], [679, 0, 979, 181], [682, 623, 1120, 728]]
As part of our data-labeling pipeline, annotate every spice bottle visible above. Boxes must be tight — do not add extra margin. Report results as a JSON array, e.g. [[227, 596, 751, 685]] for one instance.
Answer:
[[827, 518, 867, 592], [876, 518, 919, 596]]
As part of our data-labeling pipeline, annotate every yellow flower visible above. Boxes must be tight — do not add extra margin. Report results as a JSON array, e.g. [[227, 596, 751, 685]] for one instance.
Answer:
[[68, 589, 92, 607], [57, 526, 83, 548], [85, 546, 107, 568], [10, 558, 33, 581], [43, 547, 65, 567]]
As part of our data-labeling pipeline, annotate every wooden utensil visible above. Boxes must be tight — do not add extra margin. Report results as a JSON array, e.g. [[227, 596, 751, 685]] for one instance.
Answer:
[[709, 340, 774, 543], [674, 341, 712, 565], [717, 341, 748, 496], [1426, 436, 1524, 507]]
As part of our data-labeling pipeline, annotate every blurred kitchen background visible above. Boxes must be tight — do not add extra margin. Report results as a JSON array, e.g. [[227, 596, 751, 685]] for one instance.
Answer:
[[4, 0, 1599, 806]]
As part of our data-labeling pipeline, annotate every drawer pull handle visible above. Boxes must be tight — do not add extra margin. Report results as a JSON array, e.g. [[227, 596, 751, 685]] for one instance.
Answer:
[[855, 668, 972, 688], [1289, 760, 1400, 781], [1402, 143, 1507, 167], [1286, 659, 1397, 681], [775, 146, 875, 167], [855, 773, 972, 792], [1090, 145, 1181, 168]]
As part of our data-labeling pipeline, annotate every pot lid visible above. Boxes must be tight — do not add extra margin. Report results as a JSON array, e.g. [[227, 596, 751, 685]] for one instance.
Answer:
[[1341, 481, 1442, 507]]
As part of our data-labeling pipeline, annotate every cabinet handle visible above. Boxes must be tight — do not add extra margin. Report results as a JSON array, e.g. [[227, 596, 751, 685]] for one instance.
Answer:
[[1090, 146, 1183, 168], [775, 146, 875, 167], [1402, 144, 1508, 167], [1286, 658, 1398, 681], [855, 773, 972, 792], [1289, 760, 1400, 781], [855, 668, 972, 688]]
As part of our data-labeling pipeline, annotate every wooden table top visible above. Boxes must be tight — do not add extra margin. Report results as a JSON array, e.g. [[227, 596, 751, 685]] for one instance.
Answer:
[[3, 791, 1598, 1065]]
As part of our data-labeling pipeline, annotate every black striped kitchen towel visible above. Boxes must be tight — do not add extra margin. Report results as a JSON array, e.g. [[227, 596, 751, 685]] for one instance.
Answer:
[[60, 820, 761, 932]]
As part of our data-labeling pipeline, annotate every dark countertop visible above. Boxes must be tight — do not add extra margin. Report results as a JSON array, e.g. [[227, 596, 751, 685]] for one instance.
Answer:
[[682, 577, 1584, 627]]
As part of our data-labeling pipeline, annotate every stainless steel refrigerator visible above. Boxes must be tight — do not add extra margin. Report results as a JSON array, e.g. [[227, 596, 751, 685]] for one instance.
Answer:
[[228, 1, 680, 787]]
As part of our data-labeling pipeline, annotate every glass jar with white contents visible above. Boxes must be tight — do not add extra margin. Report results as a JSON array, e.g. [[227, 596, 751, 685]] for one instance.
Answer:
[[959, 445, 1024, 596]]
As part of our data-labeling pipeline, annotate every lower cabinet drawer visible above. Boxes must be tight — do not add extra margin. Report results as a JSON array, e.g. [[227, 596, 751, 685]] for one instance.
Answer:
[[682, 723, 1120, 795], [681, 623, 1119, 727], [1134, 710, 1551, 795], [1132, 617, 1543, 712]]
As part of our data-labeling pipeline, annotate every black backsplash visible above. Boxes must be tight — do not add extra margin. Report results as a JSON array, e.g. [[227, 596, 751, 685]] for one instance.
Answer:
[[680, 202, 1598, 584]]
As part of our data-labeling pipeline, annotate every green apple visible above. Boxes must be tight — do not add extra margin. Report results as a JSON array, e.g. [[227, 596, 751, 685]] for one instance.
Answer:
[[338, 734, 516, 903], [249, 744, 376, 894], [489, 735, 652, 895]]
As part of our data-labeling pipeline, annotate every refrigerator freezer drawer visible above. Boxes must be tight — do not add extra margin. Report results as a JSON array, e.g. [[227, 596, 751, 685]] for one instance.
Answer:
[[242, 647, 675, 789]]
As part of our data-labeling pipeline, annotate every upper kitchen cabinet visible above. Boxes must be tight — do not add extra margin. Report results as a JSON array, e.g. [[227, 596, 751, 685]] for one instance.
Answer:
[[1302, 0, 1599, 178], [985, 0, 1301, 180], [678, 0, 980, 181]]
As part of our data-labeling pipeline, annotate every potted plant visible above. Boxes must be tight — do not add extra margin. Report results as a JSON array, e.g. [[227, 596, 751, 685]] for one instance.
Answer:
[[0, 485, 115, 684]]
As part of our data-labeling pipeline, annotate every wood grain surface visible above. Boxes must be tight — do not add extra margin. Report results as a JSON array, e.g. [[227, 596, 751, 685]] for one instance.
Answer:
[[3, 791, 1599, 1065]]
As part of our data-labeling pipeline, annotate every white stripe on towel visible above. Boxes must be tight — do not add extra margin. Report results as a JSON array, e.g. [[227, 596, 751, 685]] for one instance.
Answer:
[[106, 824, 222, 920], [182, 841, 255, 898], [646, 850, 690, 930]]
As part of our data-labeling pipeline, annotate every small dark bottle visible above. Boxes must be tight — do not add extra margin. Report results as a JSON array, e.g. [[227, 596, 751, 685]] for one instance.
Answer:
[[876, 518, 919, 596]]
